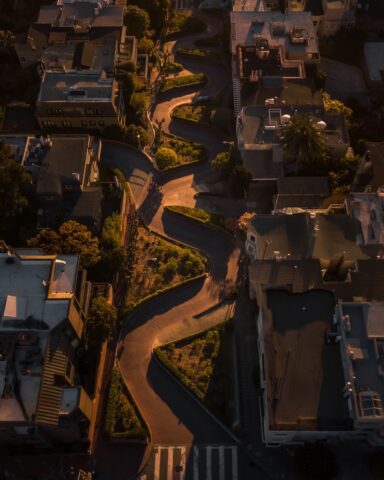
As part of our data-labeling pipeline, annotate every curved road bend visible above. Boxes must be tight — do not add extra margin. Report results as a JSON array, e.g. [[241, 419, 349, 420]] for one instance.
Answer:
[[117, 11, 269, 480]]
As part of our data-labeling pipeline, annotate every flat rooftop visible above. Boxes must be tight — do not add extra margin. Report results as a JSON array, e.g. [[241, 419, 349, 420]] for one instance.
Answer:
[[238, 105, 349, 148], [38, 70, 114, 102], [264, 289, 349, 431], [37, 3, 124, 29], [0, 249, 79, 422], [341, 303, 384, 421], [230, 11, 319, 58]]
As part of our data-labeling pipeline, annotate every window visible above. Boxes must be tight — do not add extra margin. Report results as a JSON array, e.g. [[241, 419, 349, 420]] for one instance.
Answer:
[[98, 120, 104, 127], [249, 234, 256, 243], [62, 120, 72, 128], [81, 120, 87, 127], [89, 120, 96, 127]]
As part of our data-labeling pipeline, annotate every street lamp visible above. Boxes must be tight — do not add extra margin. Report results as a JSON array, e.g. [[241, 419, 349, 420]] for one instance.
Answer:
[[137, 133, 141, 150]]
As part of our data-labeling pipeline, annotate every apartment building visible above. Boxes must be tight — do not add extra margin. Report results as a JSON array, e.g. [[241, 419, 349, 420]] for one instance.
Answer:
[[36, 70, 126, 131], [0, 245, 95, 447]]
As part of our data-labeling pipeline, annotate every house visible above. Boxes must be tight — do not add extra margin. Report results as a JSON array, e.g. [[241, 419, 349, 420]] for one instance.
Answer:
[[245, 204, 382, 261], [15, 1, 126, 69], [230, 10, 320, 113], [236, 105, 349, 179], [273, 176, 330, 211], [35, 70, 126, 131], [20, 134, 102, 231], [0, 244, 96, 448], [249, 254, 384, 445]]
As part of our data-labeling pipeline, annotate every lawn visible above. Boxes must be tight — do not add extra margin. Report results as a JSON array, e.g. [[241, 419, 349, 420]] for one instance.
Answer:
[[155, 321, 231, 420], [166, 205, 230, 233], [154, 133, 207, 170], [126, 226, 206, 305], [104, 368, 148, 440], [160, 73, 207, 93]]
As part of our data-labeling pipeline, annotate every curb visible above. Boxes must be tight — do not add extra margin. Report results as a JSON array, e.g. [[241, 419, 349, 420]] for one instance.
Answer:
[[152, 350, 241, 445], [159, 77, 208, 96]]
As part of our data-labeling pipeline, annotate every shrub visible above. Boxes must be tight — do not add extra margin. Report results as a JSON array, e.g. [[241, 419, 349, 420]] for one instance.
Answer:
[[101, 213, 122, 249], [155, 146, 179, 169], [161, 74, 207, 93], [124, 124, 149, 147], [124, 5, 150, 38], [138, 37, 154, 54], [162, 61, 183, 74]]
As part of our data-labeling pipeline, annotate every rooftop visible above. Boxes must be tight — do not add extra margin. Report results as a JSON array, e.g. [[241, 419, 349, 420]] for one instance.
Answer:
[[352, 144, 384, 192], [249, 211, 371, 261], [364, 42, 384, 82], [37, 70, 114, 102], [37, 3, 124, 30], [0, 248, 79, 422], [263, 289, 349, 431], [340, 303, 384, 422], [237, 105, 349, 149], [230, 11, 319, 58], [348, 191, 384, 248]]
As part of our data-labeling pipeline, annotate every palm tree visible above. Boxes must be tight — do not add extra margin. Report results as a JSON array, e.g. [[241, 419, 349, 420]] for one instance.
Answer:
[[278, 114, 327, 174]]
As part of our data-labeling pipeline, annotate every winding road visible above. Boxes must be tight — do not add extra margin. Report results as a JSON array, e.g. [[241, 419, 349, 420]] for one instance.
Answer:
[[114, 11, 269, 479]]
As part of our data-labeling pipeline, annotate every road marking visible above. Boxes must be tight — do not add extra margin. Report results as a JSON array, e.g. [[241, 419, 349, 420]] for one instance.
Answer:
[[167, 447, 174, 480], [154, 447, 161, 480], [193, 446, 199, 480], [206, 446, 212, 480], [231, 446, 238, 480], [179, 446, 186, 480], [219, 446, 225, 480]]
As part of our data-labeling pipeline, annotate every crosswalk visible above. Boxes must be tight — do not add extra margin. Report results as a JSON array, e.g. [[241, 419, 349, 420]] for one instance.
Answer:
[[173, 0, 193, 9], [140, 444, 238, 480]]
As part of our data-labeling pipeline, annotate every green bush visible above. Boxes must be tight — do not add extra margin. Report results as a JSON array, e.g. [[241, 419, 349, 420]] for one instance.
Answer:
[[124, 5, 150, 38], [176, 48, 217, 59], [161, 74, 207, 93], [162, 61, 183, 74], [155, 146, 179, 169], [138, 37, 154, 54], [101, 213, 122, 249]]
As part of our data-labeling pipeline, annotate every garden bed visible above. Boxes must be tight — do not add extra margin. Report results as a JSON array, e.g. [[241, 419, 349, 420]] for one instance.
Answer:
[[172, 104, 214, 124], [154, 132, 207, 170], [164, 12, 206, 36], [176, 47, 219, 60], [154, 321, 231, 421], [165, 205, 231, 235], [104, 368, 149, 441], [126, 226, 206, 306], [160, 73, 207, 93]]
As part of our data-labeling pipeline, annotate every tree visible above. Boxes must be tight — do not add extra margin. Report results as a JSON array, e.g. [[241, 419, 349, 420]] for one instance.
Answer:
[[329, 154, 360, 192], [211, 151, 232, 178], [323, 92, 353, 119], [124, 5, 150, 39], [231, 164, 252, 198], [0, 142, 30, 224], [85, 296, 118, 347], [138, 37, 154, 54], [278, 115, 328, 173], [101, 213, 122, 250], [155, 146, 179, 169], [27, 221, 101, 268], [124, 124, 149, 147]]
